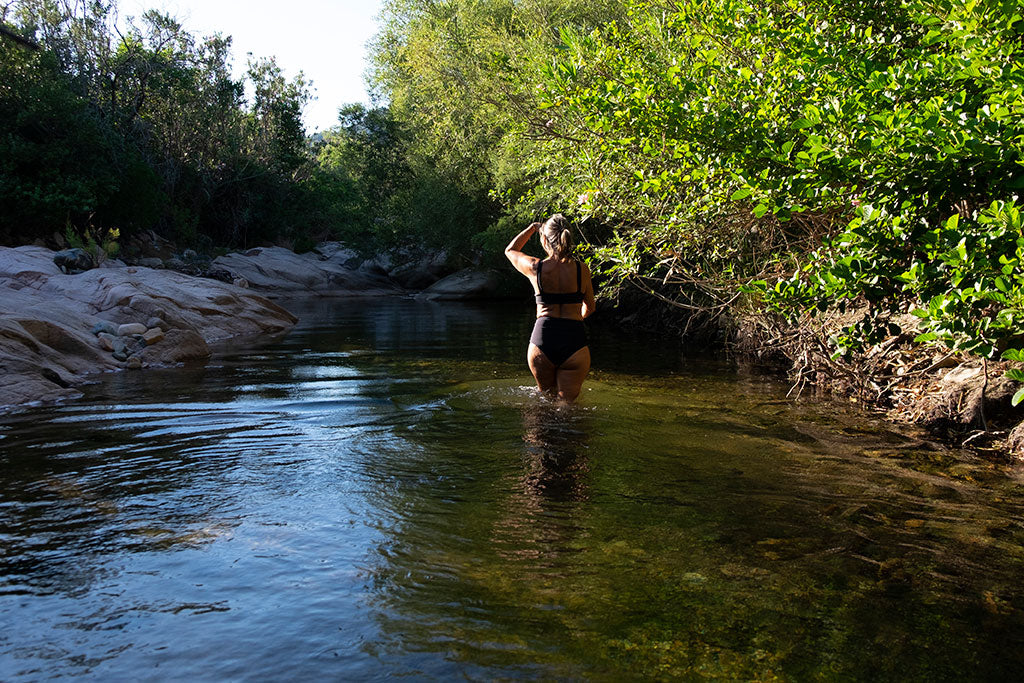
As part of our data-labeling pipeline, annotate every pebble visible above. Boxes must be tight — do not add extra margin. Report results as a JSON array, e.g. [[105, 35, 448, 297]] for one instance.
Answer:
[[126, 357, 142, 369], [112, 350, 128, 362], [145, 317, 167, 331]]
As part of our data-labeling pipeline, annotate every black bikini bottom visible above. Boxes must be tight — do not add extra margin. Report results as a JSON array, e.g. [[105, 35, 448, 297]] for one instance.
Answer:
[[530, 317, 588, 366]]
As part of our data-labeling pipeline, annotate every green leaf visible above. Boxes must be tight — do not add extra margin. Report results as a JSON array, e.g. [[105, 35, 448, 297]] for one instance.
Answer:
[[1014, 387, 1024, 407], [731, 188, 752, 201]]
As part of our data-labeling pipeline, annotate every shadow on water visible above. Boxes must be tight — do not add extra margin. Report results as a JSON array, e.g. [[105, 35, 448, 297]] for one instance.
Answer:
[[3, 298, 1024, 679]]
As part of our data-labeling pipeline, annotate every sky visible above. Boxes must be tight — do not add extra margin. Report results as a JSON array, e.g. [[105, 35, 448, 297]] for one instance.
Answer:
[[119, 0, 384, 133]]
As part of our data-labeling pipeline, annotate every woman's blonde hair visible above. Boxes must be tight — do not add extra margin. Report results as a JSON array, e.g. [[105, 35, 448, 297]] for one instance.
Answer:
[[539, 213, 573, 259]]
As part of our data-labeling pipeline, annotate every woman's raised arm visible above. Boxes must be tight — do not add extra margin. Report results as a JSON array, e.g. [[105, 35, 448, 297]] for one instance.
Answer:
[[504, 222, 541, 276]]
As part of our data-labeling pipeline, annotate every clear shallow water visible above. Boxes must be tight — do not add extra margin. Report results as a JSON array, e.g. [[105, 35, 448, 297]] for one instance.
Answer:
[[2, 299, 1024, 680]]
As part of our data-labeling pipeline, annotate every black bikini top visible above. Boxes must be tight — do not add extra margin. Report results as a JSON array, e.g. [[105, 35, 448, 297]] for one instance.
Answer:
[[534, 260, 584, 305]]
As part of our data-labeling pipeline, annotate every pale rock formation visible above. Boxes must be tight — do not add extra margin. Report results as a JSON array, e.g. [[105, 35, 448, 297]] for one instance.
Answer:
[[0, 245, 297, 410], [212, 244, 396, 296]]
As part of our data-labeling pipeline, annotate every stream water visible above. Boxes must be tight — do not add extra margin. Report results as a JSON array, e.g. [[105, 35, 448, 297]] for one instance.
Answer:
[[2, 299, 1024, 680]]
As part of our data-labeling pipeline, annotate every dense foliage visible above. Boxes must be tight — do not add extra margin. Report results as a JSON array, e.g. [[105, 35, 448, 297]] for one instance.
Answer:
[[5, 0, 1024, 378], [1, 0, 321, 248], [0, 0, 481, 254], [370, 0, 1024, 363]]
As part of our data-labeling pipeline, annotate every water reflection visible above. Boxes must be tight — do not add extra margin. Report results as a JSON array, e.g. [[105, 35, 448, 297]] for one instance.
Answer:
[[520, 401, 591, 504], [4, 299, 1024, 679]]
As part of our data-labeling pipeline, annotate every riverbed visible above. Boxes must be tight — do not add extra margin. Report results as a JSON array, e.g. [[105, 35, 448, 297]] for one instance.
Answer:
[[2, 299, 1024, 679]]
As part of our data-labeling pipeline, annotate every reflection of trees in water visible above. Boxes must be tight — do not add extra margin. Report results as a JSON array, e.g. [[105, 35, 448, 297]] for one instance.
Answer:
[[491, 401, 591, 566]]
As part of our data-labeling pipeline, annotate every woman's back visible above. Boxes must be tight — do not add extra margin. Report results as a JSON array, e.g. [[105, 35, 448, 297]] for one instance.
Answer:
[[534, 258, 585, 320]]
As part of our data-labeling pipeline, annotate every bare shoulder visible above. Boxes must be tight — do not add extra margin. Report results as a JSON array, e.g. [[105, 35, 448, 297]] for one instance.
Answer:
[[506, 249, 540, 277]]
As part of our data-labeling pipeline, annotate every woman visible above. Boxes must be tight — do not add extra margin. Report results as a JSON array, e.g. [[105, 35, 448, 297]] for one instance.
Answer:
[[504, 214, 596, 402]]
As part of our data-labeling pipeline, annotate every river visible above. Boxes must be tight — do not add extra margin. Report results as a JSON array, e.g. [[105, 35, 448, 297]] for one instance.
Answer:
[[2, 299, 1024, 680]]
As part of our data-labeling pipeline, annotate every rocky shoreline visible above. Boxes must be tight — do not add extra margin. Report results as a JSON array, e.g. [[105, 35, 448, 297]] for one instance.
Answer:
[[0, 242, 523, 412]]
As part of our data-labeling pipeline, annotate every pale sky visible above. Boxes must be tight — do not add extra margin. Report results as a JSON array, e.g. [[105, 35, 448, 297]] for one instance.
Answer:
[[120, 0, 384, 133]]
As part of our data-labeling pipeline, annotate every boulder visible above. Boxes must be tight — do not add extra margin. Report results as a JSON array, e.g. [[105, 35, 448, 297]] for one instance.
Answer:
[[136, 257, 164, 268], [0, 245, 298, 410], [142, 328, 165, 346], [53, 248, 94, 274], [136, 329, 210, 365], [417, 268, 502, 300], [391, 251, 452, 290]]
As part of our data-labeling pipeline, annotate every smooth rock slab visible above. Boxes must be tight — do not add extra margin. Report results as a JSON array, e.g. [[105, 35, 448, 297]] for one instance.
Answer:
[[212, 246, 396, 296]]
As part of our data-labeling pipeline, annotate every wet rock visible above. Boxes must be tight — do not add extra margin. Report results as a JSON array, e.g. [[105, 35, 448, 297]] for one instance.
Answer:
[[142, 328, 165, 346], [136, 329, 211, 365], [40, 367, 70, 388], [233, 277, 249, 289], [112, 349, 128, 362], [117, 323, 147, 337], [53, 248, 94, 274], [126, 356, 142, 369]]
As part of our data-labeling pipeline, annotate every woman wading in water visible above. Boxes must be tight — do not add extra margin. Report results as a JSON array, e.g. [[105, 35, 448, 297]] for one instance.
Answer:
[[505, 214, 596, 402]]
